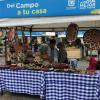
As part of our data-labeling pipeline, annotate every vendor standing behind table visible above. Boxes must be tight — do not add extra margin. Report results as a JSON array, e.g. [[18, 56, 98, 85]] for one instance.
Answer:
[[38, 37, 48, 54], [32, 39, 39, 53], [38, 37, 49, 61], [57, 42, 68, 64], [48, 39, 58, 63]]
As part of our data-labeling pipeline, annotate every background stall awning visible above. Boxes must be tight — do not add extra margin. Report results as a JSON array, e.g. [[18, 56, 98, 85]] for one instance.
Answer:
[[0, 15, 100, 31]]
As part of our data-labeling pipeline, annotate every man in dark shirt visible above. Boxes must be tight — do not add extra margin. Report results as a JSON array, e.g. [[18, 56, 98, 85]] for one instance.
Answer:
[[57, 42, 68, 63]]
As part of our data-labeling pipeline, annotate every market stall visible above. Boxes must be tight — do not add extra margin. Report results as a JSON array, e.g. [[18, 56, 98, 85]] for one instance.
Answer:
[[0, 0, 100, 99]]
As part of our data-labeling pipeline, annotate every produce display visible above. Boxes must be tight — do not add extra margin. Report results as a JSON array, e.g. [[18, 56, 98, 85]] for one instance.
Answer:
[[49, 63, 69, 69], [83, 29, 100, 50], [0, 64, 96, 75]]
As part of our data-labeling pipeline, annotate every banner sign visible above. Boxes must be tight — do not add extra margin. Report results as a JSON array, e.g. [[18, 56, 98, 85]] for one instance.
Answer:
[[18, 31, 46, 37], [0, 0, 100, 18]]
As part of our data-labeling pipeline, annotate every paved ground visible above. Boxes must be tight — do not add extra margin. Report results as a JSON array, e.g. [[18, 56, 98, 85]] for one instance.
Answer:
[[0, 92, 40, 100]]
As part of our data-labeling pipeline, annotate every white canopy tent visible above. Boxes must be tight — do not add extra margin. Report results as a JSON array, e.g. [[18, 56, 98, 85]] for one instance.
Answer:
[[0, 15, 100, 31]]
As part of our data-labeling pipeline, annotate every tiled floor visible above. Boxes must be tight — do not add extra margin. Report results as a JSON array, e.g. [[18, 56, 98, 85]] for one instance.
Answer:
[[0, 92, 40, 100]]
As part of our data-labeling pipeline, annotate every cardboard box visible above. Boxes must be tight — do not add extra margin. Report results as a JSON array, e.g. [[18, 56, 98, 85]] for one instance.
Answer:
[[66, 48, 82, 59]]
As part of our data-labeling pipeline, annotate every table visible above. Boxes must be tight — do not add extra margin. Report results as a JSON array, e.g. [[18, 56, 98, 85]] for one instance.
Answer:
[[0, 69, 45, 98], [0, 68, 100, 100], [45, 71, 100, 100], [96, 71, 100, 99], [0, 77, 2, 94]]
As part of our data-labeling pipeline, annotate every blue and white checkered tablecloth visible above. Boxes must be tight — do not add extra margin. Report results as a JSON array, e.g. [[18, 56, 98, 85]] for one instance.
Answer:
[[95, 71, 100, 99], [0, 69, 45, 98], [45, 71, 100, 100], [0, 77, 2, 92], [0, 70, 3, 93]]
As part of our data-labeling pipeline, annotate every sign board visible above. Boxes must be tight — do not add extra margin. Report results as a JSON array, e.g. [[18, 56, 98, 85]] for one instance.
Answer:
[[0, 0, 100, 18], [45, 32, 55, 36], [66, 48, 82, 59]]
